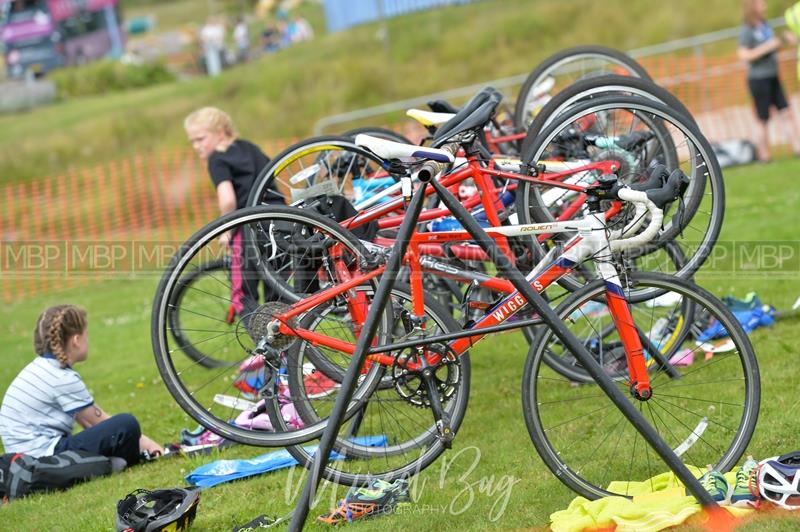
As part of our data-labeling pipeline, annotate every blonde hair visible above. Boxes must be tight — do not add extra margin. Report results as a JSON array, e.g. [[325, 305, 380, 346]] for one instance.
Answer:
[[183, 106, 239, 139], [743, 0, 765, 27], [34, 304, 88, 368]]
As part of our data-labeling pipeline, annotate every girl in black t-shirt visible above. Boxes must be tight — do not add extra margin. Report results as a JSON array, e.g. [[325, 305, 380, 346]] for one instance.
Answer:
[[184, 107, 283, 315]]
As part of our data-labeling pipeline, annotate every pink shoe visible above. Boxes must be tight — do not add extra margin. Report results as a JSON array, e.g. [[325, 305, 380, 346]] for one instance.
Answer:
[[239, 355, 266, 373], [668, 348, 695, 366]]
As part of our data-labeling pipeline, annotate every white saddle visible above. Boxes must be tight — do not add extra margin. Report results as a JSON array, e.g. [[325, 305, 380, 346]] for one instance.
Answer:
[[355, 134, 455, 163]]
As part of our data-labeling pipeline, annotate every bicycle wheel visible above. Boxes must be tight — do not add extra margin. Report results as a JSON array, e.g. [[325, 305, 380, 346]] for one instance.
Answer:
[[271, 285, 471, 486], [517, 95, 724, 296], [521, 272, 760, 499], [520, 75, 695, 156], [246, 136, 399, 211], [151, 205, 387, 447], [166, 256, 237, 368], [514, 45, 652, 131]]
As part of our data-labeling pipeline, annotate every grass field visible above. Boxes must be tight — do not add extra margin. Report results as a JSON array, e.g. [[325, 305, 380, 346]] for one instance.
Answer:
[[1, 155, 799, 530]]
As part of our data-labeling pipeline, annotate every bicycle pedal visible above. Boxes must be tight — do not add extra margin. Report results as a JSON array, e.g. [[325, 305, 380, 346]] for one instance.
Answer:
[[436, 420, 454, 449]]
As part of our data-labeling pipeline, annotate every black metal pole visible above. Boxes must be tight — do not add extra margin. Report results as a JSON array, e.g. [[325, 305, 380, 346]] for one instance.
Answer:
[[429, 178, 717, 507], [289, 182, 430, 531]]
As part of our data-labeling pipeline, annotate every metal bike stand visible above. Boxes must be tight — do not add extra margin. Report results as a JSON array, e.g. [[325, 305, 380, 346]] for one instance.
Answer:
[[289, 181, 431, 530], [289, 175, 718, 531]]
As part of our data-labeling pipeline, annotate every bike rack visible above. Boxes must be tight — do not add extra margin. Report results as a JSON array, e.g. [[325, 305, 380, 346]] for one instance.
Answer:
[[288, 170, 722, 530]]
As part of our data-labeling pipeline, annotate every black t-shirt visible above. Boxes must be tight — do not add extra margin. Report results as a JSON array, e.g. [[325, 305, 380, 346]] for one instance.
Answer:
[[207, 139, 283, 208]]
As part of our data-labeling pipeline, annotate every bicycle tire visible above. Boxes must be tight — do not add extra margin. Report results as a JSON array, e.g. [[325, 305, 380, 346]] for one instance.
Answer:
[[521, 272, 760, 500], [519, 75, 695, 156], [152, 205, 387, 447], [514, 45, 652, 131], [246, 136, 395, 209]]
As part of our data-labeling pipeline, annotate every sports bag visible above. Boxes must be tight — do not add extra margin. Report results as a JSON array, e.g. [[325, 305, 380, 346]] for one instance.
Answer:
[[0, 450, 112, 501]]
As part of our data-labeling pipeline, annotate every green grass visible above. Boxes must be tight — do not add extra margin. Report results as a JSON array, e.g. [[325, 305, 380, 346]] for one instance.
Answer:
[[1, 156, 800, 530], [125, 0, 213, 33], [0, 0, 777, 184]]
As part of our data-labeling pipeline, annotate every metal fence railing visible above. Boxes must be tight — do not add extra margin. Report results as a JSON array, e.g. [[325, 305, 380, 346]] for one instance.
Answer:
[[313, 16, 799, 146]]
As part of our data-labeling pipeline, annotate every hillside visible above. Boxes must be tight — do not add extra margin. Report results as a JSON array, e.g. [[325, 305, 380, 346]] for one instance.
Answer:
[[0, 0, 777, 183]]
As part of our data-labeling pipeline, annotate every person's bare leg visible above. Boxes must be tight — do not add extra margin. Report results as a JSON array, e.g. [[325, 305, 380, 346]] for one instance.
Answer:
[[755, 119, 771, 161], [778, 108, 800, 155]]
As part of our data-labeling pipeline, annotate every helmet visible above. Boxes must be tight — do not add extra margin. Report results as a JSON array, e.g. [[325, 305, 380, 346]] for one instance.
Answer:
[[116, 487, 201, 532], [758, 452, 800, 509]]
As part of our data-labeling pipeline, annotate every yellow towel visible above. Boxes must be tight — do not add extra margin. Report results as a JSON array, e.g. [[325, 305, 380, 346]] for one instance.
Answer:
[[550, 468, 754, 532]]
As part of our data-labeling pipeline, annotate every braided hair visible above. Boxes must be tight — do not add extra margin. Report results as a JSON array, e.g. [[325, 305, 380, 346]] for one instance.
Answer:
[[33, 304, 88, 368]]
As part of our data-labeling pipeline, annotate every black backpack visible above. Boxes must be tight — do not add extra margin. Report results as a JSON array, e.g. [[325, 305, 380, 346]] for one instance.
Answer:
[[0, 450, 112, 502], [308, 194, 379, 242]]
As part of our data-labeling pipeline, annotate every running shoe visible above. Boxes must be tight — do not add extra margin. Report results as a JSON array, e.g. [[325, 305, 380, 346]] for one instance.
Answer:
[[698, 465, 728, 502], [730, 455, 759, 507], [317, 479, 409, 525]]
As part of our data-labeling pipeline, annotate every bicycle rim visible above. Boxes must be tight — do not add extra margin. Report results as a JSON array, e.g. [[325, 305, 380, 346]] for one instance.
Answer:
[[152, 206, 383, 447], [522, 272, 759, 499]]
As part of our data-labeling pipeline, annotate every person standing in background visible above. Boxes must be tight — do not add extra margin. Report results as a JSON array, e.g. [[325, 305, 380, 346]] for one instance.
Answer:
[[737, 0, 800, 162], [234, 16, 250, 63], [200, 16, 226, 77]]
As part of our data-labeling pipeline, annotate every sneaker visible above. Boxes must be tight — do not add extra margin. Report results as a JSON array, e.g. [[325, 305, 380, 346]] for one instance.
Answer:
[[730, 455, 759, 507], [303, 369, 339, 399], [699, 465, 728, 502], [317, 479, 409, 525], [722, 293, 761, 312]]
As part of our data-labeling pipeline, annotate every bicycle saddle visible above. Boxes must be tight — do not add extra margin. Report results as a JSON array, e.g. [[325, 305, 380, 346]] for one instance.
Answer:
[[427, 99, 460, 114], [431, 87, 503, 147], [406, 109, 455, 127], [354, 134, 456, 163]]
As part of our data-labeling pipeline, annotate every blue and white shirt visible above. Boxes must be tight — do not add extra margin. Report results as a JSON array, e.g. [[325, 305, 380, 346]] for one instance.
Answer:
[[0, 355, 94, 457]]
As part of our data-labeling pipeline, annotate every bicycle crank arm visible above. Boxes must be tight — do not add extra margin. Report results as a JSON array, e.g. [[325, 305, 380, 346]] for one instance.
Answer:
[[421, 368, 454, 448]]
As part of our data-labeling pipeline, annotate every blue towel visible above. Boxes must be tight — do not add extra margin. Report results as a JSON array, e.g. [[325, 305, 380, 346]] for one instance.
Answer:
[[696, 306, 775, 343], [186, 435, 388, 488]]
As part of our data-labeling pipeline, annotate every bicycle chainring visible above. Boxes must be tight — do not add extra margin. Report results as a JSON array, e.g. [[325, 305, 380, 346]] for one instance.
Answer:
[[391, 344, 462, 408]]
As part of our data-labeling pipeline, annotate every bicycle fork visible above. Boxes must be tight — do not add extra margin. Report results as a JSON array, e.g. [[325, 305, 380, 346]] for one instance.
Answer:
[[595, 254, 653, 399]]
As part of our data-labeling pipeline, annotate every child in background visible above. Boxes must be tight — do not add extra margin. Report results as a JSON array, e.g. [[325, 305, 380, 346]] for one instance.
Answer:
[[0, 304, 163, 466], [184, 107, 283, 316]]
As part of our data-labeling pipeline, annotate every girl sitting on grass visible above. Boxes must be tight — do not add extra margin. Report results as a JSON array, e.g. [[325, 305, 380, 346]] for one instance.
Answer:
[[0, 304, 163, 466]]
